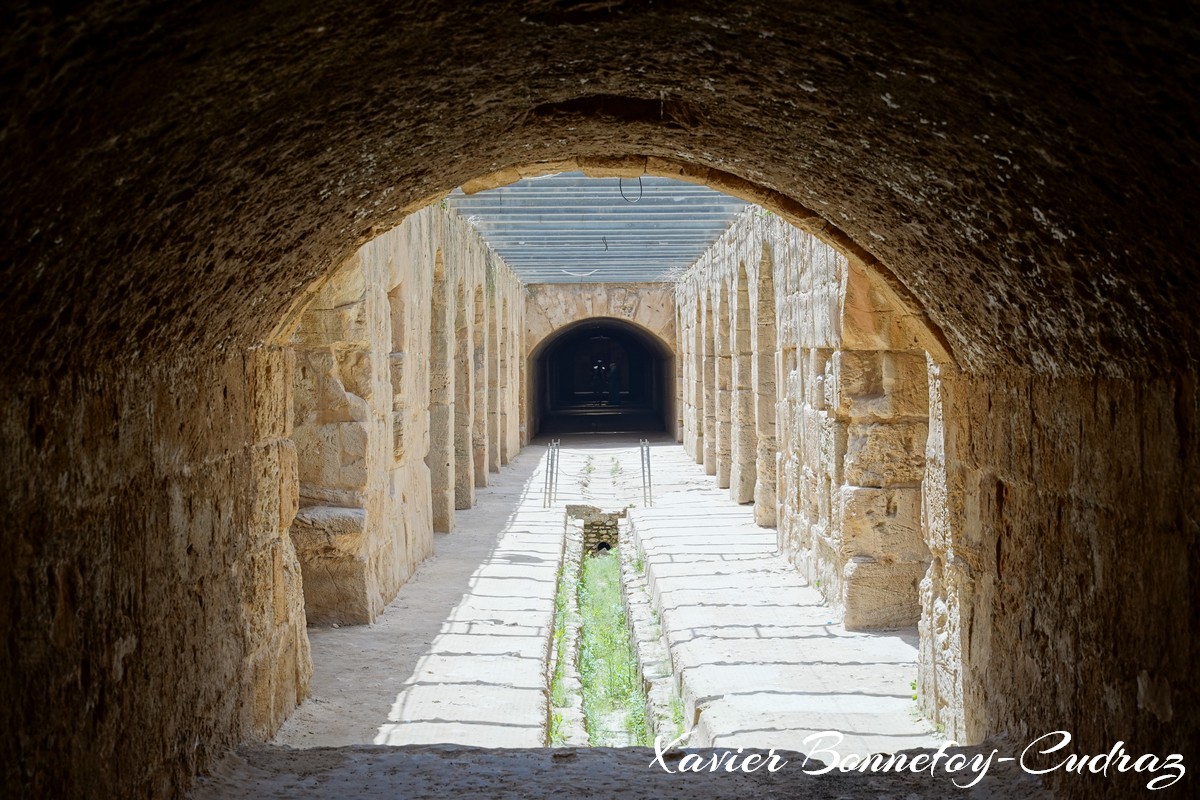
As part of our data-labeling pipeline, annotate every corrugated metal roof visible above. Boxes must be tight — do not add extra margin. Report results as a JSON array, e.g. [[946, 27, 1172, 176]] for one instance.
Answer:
[[447, 172, 748, 283]]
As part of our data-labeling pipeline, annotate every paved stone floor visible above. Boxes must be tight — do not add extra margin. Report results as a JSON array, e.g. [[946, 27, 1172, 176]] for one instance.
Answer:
[[624, 454, 939, 756], [272, 446, 563, 748], [195, 434, 1048, 797]]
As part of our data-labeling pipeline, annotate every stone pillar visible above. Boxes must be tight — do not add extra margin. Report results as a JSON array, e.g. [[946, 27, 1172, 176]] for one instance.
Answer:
[[677, 291, 699, 462], [753, 246, 778, 526], [702, 292, 718, 475], [472, 284, 489, 488], [428, 251, 455, 532], [519, 325, 529, 446], [919, 358, 985, 743], [487, 272, 501, 474], [691, 295, 705, 464], [832, 349, 930, 629], [498, 298, 511, 466], [715, 280, 733, 489], [729, 264, 756, 503], [454, 281, 475, 509]]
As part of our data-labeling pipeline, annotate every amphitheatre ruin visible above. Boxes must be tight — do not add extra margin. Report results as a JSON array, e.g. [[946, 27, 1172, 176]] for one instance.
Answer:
[[1, 3, 1196, 798]]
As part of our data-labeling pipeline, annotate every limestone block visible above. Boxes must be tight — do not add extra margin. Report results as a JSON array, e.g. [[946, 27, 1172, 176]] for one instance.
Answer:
[[800, 406, 822, 473], [294, 349, 370, 424], [388, 352, 408, 409], [391, 410, 409, 462], [842, 557, 927, 629], [818, 414, 847, 485], [290, 506, 366, 552], [844, 422, 927, 487], [334, 348, 375, 402], [919, 558, 974, 740], [799, 467, 820, 525], [883, 352, 932, 417], [294, 420, 369, 492], [321, 255, 367, 307], [806, 351, 828, 410], [294, 302, 371, 348], [250, 346, 292, 441], [291, 352, 321, 422], [289, 506, 371, 625], [835, 486, 926, 561], [279, 439, 299, 531], [830, 350, 925, 421]]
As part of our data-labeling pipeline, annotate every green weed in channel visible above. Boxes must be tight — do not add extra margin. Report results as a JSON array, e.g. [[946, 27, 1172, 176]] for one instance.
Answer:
[[577, 551, 652, 746]]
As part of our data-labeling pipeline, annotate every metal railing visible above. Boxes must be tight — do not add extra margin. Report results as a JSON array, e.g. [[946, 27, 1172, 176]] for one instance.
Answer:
[[639, 439, 653, 507], [542, 439, 561, 507]]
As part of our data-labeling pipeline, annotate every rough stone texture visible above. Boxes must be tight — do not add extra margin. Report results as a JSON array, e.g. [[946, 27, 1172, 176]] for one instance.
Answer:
[[678, 212, 932, 630], [919, 363, 1200, 777], [0, 349, 311, 798], [1, 3, 1198, 798], [287, 206, 523, 625], [565, 504, 625, 554], [524, 283, 676, 361], [523, 282, 677, 440]]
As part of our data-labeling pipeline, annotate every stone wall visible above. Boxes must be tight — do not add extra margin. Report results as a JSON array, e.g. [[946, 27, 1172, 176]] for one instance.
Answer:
[[1, 350, 310, 798], [676, 208, 1200, 782], [524, 282, 677, 440], [286, 206, 524, 625], [919, 366, 1200, 762], [676, 210, 935, 630]]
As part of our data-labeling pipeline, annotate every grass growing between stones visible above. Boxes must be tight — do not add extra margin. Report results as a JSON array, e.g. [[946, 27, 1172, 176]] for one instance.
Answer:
[[547, 556, 581, 746], [577, 551, 651, 746], [550, 563, 576, 708]]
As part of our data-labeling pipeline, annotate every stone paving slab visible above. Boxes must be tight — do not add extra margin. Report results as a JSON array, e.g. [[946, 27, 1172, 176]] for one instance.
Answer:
[[624, 443, 941, 759], [271, 447, 563, 749]]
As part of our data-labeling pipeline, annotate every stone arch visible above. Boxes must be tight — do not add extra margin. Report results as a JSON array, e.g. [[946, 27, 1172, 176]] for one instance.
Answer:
[[526, 315, 676, 437], [523, 283, 677, 362]]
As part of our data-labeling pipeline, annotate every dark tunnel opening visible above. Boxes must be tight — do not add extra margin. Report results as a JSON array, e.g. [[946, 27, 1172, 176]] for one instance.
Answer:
[[533, 318, 672, 435]]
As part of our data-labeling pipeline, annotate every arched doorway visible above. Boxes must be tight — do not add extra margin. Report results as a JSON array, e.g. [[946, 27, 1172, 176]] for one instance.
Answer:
[[531, 318, 673, 435]]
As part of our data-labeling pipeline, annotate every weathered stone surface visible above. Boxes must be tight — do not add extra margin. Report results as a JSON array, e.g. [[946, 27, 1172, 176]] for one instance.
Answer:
[[836, 486, 925, 562], [290, 507, 371, 625], [1, 5, 1198, 798], [843, 422, 928, 488], [831, 350, 929, 421], [842, 558, 927, 630], [288, 206, 524, 627]]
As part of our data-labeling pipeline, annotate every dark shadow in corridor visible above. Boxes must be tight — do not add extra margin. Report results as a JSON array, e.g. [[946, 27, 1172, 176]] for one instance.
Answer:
[[533, 318, 672, 435]]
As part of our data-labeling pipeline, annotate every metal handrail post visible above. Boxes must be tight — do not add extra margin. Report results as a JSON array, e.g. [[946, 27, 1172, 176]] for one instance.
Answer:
[[551, 439, 561, 503], [645, 441, 653, 507]]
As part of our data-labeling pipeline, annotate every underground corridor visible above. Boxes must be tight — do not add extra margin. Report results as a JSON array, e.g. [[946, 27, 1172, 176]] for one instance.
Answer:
[[3, 5, 1198, 800]]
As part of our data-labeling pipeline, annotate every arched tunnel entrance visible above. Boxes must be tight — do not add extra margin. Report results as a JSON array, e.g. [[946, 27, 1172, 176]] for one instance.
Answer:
[[531, 318, 674, 435]]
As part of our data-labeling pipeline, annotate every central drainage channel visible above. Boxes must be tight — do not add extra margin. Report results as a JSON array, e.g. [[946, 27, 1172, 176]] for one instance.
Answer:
[[548, 505, 651, 746]]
